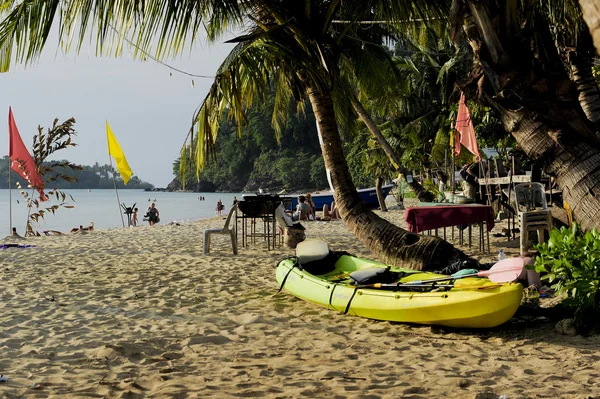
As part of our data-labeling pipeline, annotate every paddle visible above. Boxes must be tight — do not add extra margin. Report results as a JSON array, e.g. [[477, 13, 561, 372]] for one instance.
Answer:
[[355, 282, 503, 291], [402, 257, 524, 285]]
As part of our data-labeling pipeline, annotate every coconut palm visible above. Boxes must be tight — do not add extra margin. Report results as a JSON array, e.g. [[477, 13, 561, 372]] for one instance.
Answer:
[[188, 2, 472, 270], [0, 1, 474, 270], [580, 0, 600, 54], [449, 0, 600, 231], [350, 28, 474, 199]]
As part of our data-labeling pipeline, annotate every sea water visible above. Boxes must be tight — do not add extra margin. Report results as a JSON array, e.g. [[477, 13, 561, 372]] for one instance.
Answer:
[[0, 189, 243, 235]]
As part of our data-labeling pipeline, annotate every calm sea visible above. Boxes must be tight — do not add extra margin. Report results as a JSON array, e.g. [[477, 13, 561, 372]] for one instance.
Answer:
[[0, 189, 243, 235]]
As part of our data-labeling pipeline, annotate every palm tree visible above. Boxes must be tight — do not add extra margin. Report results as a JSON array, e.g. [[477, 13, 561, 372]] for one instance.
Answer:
[[0, 1, 471, 270], [350, 29, 474, 200], [580, 0, 600, 53], [449, 0, 600, 232], [350, 96, 436, 202]]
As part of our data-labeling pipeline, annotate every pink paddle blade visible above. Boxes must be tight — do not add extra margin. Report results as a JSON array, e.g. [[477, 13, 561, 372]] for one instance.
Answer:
[[478, 257, 524, 283]]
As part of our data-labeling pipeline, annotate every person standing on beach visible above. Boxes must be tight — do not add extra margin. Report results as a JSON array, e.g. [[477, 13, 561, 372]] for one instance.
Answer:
[[216, 199, 224, 216], [146, 202, 160, 226], [232, 196, 238, 206], [132, 208, 138, 226], [460, 162, 479, 200]]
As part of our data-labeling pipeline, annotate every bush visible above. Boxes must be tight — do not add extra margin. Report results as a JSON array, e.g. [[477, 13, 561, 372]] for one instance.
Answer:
[[534, 224, 600, 333]]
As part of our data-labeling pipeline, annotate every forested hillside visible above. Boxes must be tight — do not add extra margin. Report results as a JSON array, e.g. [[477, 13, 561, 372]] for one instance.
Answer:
[[0, 157, 153, 190], [172, 96, 392, 193]]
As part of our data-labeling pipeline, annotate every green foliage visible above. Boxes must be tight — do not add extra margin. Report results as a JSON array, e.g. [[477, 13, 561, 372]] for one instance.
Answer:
[[18, 118, 80, 234], [534, 224, 600, 333], [346, 132, 395, 188], [422, 179, 444, 201], [175, 91, 344, 192]]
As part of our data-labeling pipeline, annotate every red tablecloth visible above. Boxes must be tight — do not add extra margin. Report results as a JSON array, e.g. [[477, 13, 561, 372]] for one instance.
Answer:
[[405, 205, 495, 233]]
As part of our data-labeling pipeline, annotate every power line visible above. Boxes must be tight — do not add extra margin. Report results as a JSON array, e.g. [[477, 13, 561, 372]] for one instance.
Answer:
[[106, 22, 215, 80], [331, 19, 433, 24]]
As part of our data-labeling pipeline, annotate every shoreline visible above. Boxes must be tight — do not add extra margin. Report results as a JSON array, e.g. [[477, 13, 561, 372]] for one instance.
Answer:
[[0, 204, 598, 398]]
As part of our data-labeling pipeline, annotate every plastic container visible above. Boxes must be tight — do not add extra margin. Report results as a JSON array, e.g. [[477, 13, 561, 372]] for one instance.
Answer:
[[498, 249, 507, 262]]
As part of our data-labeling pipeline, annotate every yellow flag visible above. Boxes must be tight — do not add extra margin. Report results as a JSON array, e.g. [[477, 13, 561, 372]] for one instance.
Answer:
[[106, 121, 133, 185]]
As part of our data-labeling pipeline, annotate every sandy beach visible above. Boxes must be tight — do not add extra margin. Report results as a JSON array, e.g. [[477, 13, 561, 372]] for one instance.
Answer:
[[1, 204, 599, 399]]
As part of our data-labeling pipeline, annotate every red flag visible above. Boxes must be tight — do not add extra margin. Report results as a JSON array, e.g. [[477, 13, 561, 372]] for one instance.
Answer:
[[456, 92, 481, 160], [8, 107, 47, 200]]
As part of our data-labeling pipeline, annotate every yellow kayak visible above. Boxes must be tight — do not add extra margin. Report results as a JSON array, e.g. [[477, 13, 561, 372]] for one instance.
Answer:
[[275, 246, 523, 328]]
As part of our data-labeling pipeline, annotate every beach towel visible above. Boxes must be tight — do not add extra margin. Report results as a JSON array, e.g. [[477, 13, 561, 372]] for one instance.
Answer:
[[0, 244, 36, 249]]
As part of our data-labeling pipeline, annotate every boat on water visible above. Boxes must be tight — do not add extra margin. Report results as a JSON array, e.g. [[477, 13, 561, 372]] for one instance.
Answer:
[[290, 184, 395, 211], [276, 240, 523, 328]]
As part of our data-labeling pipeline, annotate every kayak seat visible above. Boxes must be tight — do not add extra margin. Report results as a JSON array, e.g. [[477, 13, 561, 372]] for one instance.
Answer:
[[300, 251, 345, 275], [296, 239, 329, 263]]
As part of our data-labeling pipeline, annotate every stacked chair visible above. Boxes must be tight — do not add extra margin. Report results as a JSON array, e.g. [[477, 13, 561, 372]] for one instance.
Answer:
[[515, 183, 552, 255]]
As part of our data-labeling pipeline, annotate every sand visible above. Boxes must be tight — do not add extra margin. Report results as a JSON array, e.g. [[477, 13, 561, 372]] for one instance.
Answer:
[[0, 203, 599, 399]]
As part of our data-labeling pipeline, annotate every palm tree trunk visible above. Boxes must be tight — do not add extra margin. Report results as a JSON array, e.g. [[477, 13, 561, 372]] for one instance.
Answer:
[[351, 97, 434, 202], [500, 105, 600, 232], [580, 0, 600, 54], [562, 30, 600, 134], [454, 0, 600, 231], [569, 54, 600, 133], [308, 86, 469, 270], [375, 177, 388, 211]]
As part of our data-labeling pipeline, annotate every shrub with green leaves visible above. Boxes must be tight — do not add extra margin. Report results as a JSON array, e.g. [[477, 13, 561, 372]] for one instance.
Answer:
[[534, 223, 600, 333], [17, 118, 82, 234]]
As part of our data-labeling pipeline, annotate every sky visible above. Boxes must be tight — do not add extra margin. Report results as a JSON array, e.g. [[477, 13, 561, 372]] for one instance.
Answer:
[[0, 30, 235, 188]]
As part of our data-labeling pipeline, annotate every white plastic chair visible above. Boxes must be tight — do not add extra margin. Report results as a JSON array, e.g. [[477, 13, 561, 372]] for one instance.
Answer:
[[203, 204, 238, 255], [515, 183, 552, 255], [274, 204, 294, 244], [275, 204, 294, 229]]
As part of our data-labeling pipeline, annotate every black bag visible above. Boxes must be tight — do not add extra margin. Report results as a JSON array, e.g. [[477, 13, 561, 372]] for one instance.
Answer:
[[349, 267, 403, 285]]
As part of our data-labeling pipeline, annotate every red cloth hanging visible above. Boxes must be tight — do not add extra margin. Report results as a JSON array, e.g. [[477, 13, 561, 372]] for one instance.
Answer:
[[456, 92, 481, 160]]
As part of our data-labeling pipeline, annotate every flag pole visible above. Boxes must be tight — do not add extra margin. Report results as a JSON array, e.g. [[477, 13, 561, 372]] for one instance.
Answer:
[[452, 148, 456, 192], [8, 158, 12, 234], [107, 132, 125, 228]]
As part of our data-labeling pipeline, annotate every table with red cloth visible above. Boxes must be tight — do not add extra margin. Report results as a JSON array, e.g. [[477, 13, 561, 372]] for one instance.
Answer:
[[405, 204, 494, 252]]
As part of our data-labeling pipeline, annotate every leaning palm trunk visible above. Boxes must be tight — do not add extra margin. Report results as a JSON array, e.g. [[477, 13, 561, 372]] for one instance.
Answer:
[[570, 55, 600, 133], [500, 105, 600, 232], [375, 177, 388, 211], [563, 32, 600, 134], [453, 0, 600, 230], [580, 0, 600, 54], [309, 86, 468, 270], [351, 97, 434, 202]]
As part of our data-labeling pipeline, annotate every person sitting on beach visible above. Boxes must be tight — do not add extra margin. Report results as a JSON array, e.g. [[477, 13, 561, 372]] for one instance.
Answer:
[[293, 195, 309, 221], [305, 193, 316, 221], [146, 202, 160, 226], [322, 201, 340, 220]]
